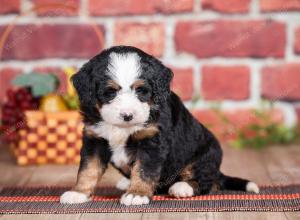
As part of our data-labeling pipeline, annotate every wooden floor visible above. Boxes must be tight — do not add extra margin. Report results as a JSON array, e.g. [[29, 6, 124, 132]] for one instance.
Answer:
[[0, 143, 299, 220]]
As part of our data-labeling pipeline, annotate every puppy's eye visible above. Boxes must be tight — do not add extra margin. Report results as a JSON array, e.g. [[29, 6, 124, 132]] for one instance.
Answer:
[[103, 87, 117, 98], [136, 86, 149, 95]]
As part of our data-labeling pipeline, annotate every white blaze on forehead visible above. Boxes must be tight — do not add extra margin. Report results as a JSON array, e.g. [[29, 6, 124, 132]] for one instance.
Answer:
[[107, 52, 141, 90], [99, 52, 150, 129]]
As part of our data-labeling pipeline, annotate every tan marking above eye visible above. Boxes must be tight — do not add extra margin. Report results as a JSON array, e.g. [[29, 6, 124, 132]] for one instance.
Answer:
[[107, 80, 121, 90], [131, 79, 145, 90]]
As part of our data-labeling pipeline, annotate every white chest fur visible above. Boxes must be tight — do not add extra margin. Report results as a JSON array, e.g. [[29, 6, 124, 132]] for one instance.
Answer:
[[85, 122, 143, 167]]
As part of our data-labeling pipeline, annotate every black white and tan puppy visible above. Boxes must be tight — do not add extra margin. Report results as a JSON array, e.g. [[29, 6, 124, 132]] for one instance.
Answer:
[[60, 46, 259, 206]]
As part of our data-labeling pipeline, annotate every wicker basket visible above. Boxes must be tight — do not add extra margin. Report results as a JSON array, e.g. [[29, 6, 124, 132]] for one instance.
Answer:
[[11, 111, 83, 165]]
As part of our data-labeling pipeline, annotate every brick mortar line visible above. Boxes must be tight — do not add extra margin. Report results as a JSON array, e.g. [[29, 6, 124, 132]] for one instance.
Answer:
[[1, 59, 300, 71], [102, 18, 114, 48], [80, 0, 88, 18], [163, 18, 176, 59], [194, 0, 201, 13], [20, 0, 33, 15], [193, 62, 201, 99], [1, 10, 300, 25], [286, 20, 299, 61], [2, 57, 300, 69], [250, 0, 260, 15], [274, 102, 298, 127], [249, 63, 261, 107]]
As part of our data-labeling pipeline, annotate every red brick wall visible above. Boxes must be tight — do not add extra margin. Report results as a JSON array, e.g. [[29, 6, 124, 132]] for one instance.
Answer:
[[0, 0, 300, 127]]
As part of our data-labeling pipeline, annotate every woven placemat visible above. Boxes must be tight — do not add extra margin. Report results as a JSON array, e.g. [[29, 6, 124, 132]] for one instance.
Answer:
[[0, 185, 299, 213]]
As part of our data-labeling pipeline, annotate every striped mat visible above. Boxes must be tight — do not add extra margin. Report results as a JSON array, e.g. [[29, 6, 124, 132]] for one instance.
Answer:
[[0, 185, 299, 213]]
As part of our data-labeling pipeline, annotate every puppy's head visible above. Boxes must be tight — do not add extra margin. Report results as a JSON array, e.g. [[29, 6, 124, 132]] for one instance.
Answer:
[[72, 46, 173, 127]]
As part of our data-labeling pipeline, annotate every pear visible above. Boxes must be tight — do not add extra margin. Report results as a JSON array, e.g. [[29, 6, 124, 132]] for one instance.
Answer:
[[40, 93, 68, 112]]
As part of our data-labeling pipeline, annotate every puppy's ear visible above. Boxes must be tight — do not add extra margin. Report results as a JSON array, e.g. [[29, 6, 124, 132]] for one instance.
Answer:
[[71, 61, 96, 107], [152, 65, 174, 105]]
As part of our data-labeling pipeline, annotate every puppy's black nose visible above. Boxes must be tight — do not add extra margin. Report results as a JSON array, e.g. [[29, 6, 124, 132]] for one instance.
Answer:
[[121, 113, 133, 122]]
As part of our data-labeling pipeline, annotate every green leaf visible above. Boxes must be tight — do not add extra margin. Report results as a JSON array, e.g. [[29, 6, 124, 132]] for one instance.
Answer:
[[12, 73, 59, 97]]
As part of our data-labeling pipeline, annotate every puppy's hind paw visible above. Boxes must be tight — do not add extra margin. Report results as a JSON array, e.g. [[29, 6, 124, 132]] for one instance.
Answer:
[[246, 182, 260, 194], [120, 193, 150, 206], [168, 181, 194, 198], [60, 191, 90, 204]]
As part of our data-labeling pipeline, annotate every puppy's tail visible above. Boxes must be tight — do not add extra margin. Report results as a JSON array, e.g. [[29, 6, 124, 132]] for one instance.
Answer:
[[218, 173, 259, 193]]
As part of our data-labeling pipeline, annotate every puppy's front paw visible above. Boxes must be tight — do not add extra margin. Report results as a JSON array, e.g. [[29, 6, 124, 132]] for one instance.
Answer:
[[168, 181, 194, 198], [60, 191, 90, 204], [120, 193, 150, 206]]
